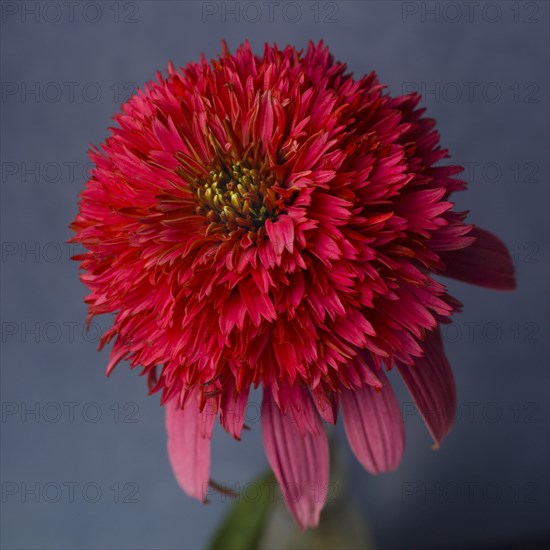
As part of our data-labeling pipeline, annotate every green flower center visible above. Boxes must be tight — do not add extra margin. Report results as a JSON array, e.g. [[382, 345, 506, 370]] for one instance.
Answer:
[[194, 162, 282, 233]]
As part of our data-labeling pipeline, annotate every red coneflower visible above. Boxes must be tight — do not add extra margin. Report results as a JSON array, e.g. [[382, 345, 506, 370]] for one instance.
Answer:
[[70, 41, 516, 529]]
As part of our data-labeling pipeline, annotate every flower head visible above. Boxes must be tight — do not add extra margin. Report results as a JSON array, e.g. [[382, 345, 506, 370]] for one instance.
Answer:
[[70, 41, 515, 529]]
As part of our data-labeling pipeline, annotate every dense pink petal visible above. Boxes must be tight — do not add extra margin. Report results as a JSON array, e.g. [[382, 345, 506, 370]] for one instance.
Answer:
[[72, 40, 496, 398], [397, 327, 455, 446], [261, 388, 329, 530], [70, 41, 517, 516], [165, 395, 212, 502], [439, 227, 516, 290], [341, 370, 404, 474]]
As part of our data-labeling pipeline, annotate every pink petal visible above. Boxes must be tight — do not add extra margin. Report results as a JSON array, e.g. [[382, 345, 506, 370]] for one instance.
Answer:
[[439, 227, 516, 290], [277, 383, 324, 435], [261, 388, 329, 530], [341, 370, 404, 474], [165, 395, 212, 502], [311, 387, 338, 425], [265, 216, 295, 256], [397, 327, 456, 447], [105, 343, 129, 376], [258, 90, 274, 142], [219, 382, 249, 440]]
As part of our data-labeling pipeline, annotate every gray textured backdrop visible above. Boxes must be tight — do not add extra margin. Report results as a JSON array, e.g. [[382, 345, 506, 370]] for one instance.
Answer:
[[1, 1, 549, 549]]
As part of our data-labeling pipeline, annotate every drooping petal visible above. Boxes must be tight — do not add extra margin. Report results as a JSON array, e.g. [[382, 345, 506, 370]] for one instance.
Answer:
[[165, 395, 212, 502], [219, 381, 249, 440], [439, 227, 516, 290], [341, 370, 404, 474], [261, 388, 329, 530], [397, 327, 455, 447]]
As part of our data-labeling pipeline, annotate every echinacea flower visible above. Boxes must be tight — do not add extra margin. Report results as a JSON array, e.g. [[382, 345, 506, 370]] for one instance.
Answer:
[[70, 40, 516, 529]]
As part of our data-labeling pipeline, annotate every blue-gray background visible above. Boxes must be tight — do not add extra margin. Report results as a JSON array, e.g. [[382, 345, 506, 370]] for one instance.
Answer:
[[1, 1, 549, 549]]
